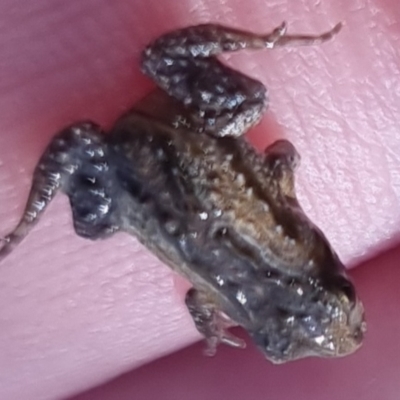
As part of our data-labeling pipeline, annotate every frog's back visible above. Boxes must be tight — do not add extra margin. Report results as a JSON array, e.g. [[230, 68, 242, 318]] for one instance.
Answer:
[[107, 95, 318, 286]]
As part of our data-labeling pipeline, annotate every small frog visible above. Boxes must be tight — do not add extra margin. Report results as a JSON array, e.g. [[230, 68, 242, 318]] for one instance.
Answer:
[[0, 21, 365, 363]]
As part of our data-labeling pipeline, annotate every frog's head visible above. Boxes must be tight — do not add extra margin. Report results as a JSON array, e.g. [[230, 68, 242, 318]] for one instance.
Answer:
[[250, 254, 366, 364]]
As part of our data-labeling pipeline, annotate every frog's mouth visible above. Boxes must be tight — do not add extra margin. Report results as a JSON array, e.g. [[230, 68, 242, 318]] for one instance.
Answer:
[[255, 297, 366, 365], [283, 298, 365, 364], [321, 298, 366, 357]]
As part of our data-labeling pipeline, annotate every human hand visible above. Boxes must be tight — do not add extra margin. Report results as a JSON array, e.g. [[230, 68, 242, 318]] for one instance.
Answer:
[[0, 1, 399, 399]]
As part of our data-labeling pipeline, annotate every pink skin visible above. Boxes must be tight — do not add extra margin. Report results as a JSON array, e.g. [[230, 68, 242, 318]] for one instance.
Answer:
[[0, 1, 399, 399]]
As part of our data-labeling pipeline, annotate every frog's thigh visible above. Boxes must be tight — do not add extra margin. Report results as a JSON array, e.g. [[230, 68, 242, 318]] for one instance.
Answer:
[[142, 26, 269, 138], [185, 288, 246, 355], [64, 142, 121, 239], [29, 121, 121, 241], [0, 122, 119, 262]]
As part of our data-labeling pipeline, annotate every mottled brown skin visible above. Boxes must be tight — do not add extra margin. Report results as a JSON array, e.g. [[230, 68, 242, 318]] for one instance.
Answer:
[[0, 22, 365, 363]]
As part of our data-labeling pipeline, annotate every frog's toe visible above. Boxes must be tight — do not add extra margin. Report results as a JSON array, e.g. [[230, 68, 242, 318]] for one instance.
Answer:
[[203, 328, 246, 357]]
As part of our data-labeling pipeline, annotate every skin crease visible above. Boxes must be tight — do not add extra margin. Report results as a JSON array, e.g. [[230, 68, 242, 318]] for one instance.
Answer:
[[0, 0, 399, 399]]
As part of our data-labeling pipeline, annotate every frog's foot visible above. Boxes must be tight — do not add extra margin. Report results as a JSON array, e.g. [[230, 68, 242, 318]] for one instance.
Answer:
[[269, 22, 343, 48], [0, 122, 120, 262], [185, 288, 246, 356]]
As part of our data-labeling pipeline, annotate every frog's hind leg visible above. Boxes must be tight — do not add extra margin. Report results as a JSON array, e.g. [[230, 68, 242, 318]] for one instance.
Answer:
[[142, 26, 269, 138], [185, 288, 246, 356], [0, 122, 120, 262], [141, 22, 342, 138]]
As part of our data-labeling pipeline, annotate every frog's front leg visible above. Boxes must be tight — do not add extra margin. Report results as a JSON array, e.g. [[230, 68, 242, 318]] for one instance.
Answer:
[[141, 22, 342, 138], [264, 139, 300, 198], [0, 122, 120, 261], [185, 288, 246, 355]]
